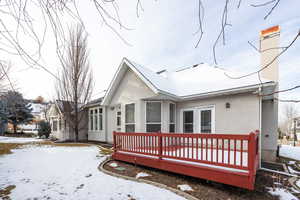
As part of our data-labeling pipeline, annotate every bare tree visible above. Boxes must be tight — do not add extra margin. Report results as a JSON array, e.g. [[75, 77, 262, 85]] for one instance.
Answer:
[[0, 62, 12, 92], [281, 103, 299, 138], [56, 25, 93, 142], [0, 1, 298, 102]]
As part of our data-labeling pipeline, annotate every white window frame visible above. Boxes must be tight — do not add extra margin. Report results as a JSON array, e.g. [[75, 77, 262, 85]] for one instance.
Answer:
[[199, 105, 215, 133], [89, 107, 103, 131], [145, 101, 162, 132], [296, 119, 300, 129], [180, 105, 215, 133], [89, 109, 94, 131], [181, 108, 195, 133], [99, 108, 103, 131], [125, 103, 135, 132], [169, 103, 176, 133]]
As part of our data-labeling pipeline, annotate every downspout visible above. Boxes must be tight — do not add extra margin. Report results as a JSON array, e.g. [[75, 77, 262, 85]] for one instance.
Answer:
[[258, 86, 262, 169]]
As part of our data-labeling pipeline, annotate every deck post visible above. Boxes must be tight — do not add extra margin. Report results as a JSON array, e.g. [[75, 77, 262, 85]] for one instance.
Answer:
[[113, 131, 117, 152], [248, 132, 256, 189], [158, 132, 162, 159]]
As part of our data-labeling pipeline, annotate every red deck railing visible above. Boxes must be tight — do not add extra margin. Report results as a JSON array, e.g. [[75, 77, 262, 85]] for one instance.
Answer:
[[112, 131, 259, 190]]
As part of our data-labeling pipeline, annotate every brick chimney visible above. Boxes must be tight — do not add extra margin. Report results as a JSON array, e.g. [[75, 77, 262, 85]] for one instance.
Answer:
[[260, 25, 280, 82]]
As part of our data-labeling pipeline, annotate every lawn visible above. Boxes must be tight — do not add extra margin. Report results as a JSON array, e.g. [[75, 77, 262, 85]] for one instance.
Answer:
[[280, 145, 300, 161], [0, 137, 185, 200], [1, 136, 299, 200]]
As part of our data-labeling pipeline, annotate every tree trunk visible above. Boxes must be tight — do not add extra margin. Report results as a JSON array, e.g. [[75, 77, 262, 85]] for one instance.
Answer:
[[13, 124, 17, 134]]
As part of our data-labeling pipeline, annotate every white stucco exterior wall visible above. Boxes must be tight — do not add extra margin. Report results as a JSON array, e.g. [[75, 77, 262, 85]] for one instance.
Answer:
[[106, 68, 156, 142], [176, 93, 261, 134]]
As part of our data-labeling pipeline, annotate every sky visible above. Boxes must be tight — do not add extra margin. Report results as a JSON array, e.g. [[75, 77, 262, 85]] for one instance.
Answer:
[[1, 0, 300, 119]]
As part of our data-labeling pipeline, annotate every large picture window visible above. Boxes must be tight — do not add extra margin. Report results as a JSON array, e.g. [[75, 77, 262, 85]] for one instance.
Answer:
[[125, 103, 135, 132], [89, 107, 103, 131], [169, 103, 176, 133], [183, 110, 193, 133], [146, 101, 161, 132]]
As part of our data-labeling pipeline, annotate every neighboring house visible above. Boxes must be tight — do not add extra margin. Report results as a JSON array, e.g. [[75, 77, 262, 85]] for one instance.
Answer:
[[87, 26, 280, 162], [19, 101, 48, 134], [48, 100, 88, 141], [291, 117, 300, 141], [0, 95, 7, 135]]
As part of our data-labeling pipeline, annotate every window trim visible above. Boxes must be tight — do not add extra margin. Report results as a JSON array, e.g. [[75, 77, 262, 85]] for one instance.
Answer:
[[180, 105, 215, 133], [89, 107, 103, 132], [125, 103, 135, 132], [169, 103, 176, 133], [145, 101, 162, 132], [182, 109, 194, 133], [199, 105, 215, 133]]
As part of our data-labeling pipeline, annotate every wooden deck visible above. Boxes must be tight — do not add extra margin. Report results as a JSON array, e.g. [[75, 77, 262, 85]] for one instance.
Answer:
[[112, 131, 259, 190]]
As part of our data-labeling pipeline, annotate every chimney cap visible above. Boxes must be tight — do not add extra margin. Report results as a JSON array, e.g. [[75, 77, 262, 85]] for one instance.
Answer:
[[261, 25, 280, 36]]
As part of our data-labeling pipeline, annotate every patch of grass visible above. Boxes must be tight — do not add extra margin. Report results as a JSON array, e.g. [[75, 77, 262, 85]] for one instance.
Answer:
[[0, 185, 16, 199], [0, 143, 24, 155]]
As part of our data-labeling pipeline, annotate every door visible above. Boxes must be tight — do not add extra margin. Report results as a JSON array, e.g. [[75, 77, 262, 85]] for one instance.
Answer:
[[199, 107, 215, 133]]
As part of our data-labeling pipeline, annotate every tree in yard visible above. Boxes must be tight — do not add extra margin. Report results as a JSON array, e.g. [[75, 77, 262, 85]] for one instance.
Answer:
[[56, 25, 93, 142], [37, 120, 51, 138], [2, 91, 34, 134], [281, 103, 299, 139]]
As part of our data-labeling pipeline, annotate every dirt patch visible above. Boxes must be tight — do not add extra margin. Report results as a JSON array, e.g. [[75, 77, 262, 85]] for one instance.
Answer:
[[0, 185, 16, 200], [104, 160, 298, 200], [0, 143, 24, 155]]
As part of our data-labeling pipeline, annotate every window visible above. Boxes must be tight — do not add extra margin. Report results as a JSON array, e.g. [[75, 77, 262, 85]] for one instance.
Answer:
[[59, 120, 62, 130], [169, 103, 176, 133], [89, 107, 103, 131], [99, 108, 103, 130], [125, 103, 135, 132], [146, 102, 161, 132], [183, 111, 193, 133], [53, 120, 58, 131], [95, 109, 98, 130], [117, 111, 121, 126], [200, 110, 212, 133], [89, 110, 93, 131]]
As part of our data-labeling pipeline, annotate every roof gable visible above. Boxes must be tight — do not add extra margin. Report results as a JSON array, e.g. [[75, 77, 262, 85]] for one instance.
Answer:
[[102, 58, 276, 104], [102, 58, 160, 105]]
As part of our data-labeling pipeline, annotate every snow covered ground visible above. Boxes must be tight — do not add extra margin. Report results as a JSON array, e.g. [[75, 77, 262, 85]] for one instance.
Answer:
[[280, 145, 300, 161], [268, 188, 299, 200], [0, 141, 185, 200], [0, 136, 43, 143]]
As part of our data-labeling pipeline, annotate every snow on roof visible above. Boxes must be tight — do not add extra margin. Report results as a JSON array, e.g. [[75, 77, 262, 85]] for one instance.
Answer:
[[127, 58, 274, 97]]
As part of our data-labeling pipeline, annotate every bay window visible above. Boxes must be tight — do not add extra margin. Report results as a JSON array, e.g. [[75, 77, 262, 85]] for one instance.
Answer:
[[146, 101, 161, 132], [125, 103, 135, 132], [169, 103, 176, 132], [89, 107, 103, 131]]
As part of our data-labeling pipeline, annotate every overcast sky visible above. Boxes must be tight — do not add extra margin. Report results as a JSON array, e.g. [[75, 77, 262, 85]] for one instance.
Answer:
[[4, 0, 300, 116]]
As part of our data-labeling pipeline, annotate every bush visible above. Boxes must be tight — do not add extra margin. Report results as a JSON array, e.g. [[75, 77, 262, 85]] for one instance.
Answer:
[[38, 121, 51, 138]]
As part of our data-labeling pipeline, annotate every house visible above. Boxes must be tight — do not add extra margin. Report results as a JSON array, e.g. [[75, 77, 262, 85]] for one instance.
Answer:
[[48, 100, 88, 141], [87, 26, 280, 162], [290, 117, 300, 141], [0, 95, 7, 135], [19, 101, 48, 134]]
